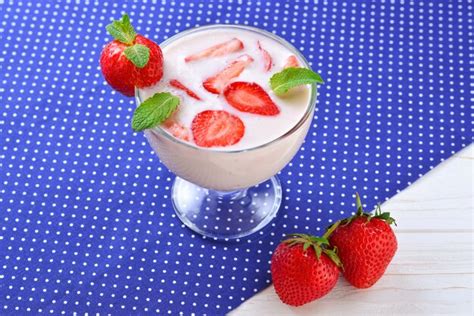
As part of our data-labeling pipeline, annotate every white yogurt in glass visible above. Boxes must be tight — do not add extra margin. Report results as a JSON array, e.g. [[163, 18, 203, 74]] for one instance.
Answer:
[[136, 25, 317, 190]]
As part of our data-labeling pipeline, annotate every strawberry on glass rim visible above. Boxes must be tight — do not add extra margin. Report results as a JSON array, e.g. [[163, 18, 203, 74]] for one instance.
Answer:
[[100, 14, 163, 96]]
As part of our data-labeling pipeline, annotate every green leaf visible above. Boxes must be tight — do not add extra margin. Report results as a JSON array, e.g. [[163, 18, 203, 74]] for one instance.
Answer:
[[303, 242, 311, 251], [106, 14, 137, 45], [355, 192, 365, 215], [124, 44, 150, 68], [374, 211, 397, 226], [310, 236, 329, 245], [288, 241, 299, 247], [313, 244, 322, 259], [132, 92, 180, 132], [270, 67, 324, 95], [375, 203, 382, 216], [379, 212, 390, 220], [322, 220, 341, 239], [287, 233, 306, 238], [323, 248, 343, 268]]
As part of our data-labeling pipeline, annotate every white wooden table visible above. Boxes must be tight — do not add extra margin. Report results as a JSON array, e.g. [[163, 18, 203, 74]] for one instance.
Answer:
[[232, 144, 474, 315]]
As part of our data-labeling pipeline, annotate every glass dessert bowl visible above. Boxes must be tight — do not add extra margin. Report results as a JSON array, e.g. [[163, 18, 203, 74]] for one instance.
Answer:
[[135, 24, 318, 239]]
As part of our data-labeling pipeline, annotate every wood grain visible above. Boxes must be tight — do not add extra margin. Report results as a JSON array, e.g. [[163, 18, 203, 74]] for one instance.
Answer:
[[231, 144, 474, 315]]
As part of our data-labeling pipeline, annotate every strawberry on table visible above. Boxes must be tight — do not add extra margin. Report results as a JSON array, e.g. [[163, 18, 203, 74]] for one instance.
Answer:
[[328, 193, 398, 289], [170, 79, 201, 100], [184, 38, 244, 63], [224, 82, 280, 116], [257, 41, 273, 72], [100, 14, 163, 97], [191, 110, 245, 147], [271, 233, 341, 306], [203, 54, 254, 94]]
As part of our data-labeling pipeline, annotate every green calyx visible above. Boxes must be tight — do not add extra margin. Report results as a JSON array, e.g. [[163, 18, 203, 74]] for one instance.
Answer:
[[106, 14, 150, 68], [283, 233, 342, 268], [354, 192, 397, 225], [327, 193, 397, 234]]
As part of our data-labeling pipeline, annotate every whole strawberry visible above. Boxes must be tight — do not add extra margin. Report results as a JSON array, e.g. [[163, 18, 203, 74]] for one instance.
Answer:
[[271, 233, 341, 306], [100, 14, 163, 96], [328, 194, 398, 289]]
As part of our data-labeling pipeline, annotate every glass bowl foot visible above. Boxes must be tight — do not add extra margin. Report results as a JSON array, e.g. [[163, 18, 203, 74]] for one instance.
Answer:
[[171, 176, 282, 239]]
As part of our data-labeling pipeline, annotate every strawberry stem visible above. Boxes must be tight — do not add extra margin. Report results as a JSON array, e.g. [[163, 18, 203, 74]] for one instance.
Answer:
[[355, 192, 364, 215], [336, 193, 397, 227], [106, 14, 137, 45], [283, 233, 341, 267], [322, 220, 340, 239], [322, 248, 343, 268]]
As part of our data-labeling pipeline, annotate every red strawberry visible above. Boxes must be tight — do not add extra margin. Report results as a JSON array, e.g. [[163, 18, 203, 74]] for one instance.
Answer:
[[100, 41, 136, 96], [100, 14, 163, 97], [271, 234, 341, 306], [191, 110, 245, 147], [184, 38, 244, 62], [223, 82, 280, 116], [284, 55, 300, 68], [163, 119, 191, 142], [257, 41, 272, 72], [203, 54, 254, 94], [169, 79, 201, 100], [328, 193, 398, 289], [131, 35, 164, 88]]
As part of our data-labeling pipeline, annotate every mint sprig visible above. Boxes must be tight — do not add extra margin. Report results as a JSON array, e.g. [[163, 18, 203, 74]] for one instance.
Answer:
[[106, 14, 136, 45], [132, 92, 180, 132], [105, 14, 151, 68], [270, 67, 324, 95], [124, 44, 150, 68]]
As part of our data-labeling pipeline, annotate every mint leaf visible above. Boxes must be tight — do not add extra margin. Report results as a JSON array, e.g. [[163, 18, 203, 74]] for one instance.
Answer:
[[124, 44, 150, 68], [270, 67, 324, 95], [132, 93, 180, 132], [106, 14, 136, 45]]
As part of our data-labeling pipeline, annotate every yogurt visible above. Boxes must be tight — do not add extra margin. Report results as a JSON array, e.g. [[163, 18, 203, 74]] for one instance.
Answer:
[[139, 27, 311, 150], [137, 25, 317, 190]]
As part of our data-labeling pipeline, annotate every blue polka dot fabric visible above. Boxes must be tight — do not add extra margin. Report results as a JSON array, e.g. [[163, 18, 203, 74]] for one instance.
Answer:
[[1, 0, 472, 314]]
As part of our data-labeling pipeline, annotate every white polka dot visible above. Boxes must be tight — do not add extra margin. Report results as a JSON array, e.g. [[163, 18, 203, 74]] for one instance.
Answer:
[[0, 0, 471, 314]]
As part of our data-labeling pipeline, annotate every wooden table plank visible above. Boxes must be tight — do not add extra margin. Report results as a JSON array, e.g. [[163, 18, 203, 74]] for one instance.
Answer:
[[232, 144, 473, 315]]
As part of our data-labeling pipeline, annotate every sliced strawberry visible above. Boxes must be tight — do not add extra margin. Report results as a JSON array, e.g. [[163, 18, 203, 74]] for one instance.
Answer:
[[284, 55, 300, 68], [191, 110, 245, 147], [224, 82, 280, 116], [170, 79, 201, 100], [184, 38, 244, 63], [163, 119, 191, 142], [203, 54, 254, 94], [257, 41, 272, 72]]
